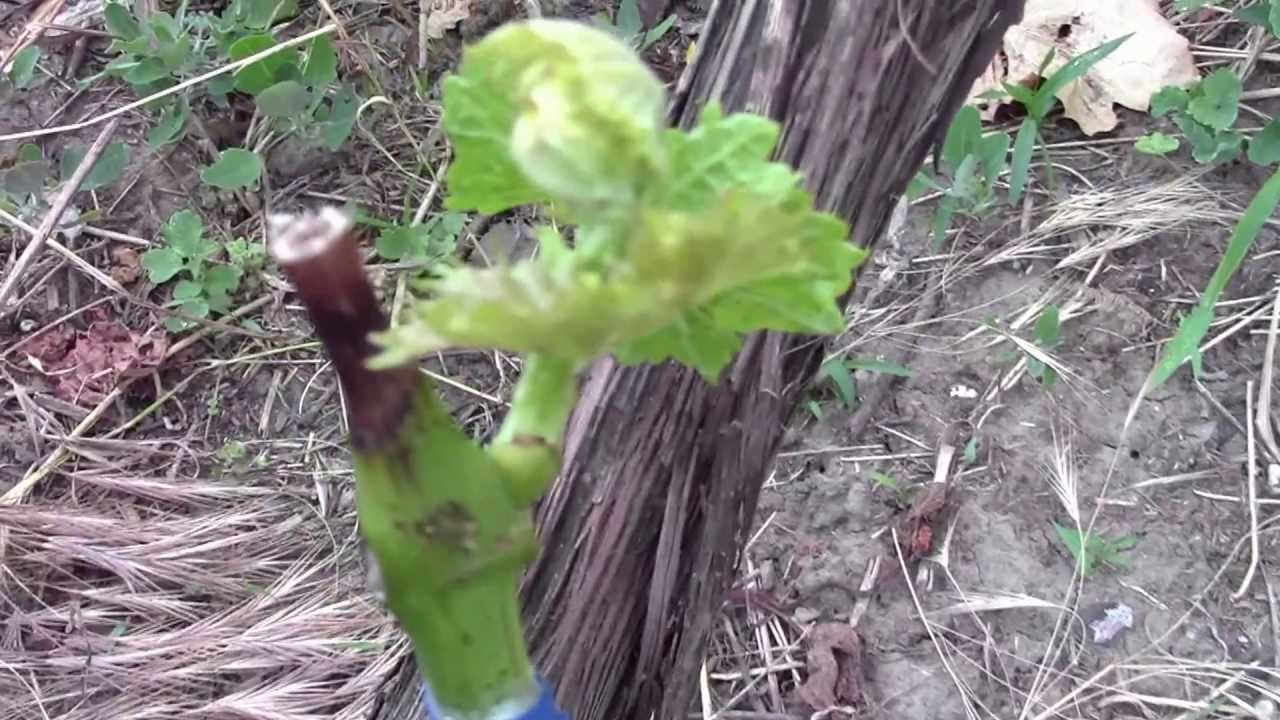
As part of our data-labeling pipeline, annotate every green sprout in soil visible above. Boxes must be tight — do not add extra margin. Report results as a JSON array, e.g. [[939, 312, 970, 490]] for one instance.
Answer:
[[141, 209, 245, 331], [597, 0, 678, 52], [1053, 522, 1138, 577], [271, 18, 863, 718], [98, 0, 357, 191]]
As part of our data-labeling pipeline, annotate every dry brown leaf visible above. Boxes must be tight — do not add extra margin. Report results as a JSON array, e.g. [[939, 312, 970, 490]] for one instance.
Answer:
[[109, 245, 141, 284], [18, 306, 167, 405], [797, 623, 864, 711], [967, 0, 1199, 135], [426, 0, 471, 39]]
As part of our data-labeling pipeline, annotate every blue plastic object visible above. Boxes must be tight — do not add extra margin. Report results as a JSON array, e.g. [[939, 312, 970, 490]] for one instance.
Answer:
[[420, 677, 569, 720]]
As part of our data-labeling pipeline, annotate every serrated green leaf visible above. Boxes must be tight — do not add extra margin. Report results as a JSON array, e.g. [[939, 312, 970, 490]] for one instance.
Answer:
[[148, 102, 188, 148], [1188, 69, 1241, 131], [376, 224, 430, 261], [818, 358, 857, 409], [374, 187, 863, 379], [60, 143, 128, 192], [1135, 132, 1180, 156], [442, 20, 666, 214], [103, 3, 141, 40], [201, 149, 262, 189], [8, 46, 40, 89], [203, 264, 242, 297], [657, 105, 797, 210], [1247, 118, 1280, 165], [163, 209, 205, 257], [229, 34, 297, 95], [1149, 86, 1189, 117], [302, 33, 338, 88], [255, 80, 311, 118], [141, 247, 184, 283]]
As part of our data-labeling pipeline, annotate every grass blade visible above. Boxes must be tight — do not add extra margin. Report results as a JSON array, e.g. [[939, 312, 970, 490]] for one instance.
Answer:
[[1029, 34, 1132, 119], [1143, 166, 1280, 394], [1008, 119, 1037, 206]]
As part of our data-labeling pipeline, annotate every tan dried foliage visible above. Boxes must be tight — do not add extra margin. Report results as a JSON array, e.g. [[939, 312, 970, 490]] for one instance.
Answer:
[[0, 470, 402, 720]]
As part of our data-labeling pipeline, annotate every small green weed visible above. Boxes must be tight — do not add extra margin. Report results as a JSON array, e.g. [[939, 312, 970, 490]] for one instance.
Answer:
[[1025, 304, 1062, 388], [809, 355, 914, 417], [141, 209, 244, 331], [98, 0, 358, 190], [597, 0, 678, 52], [1053, 522, 1138, 576], [372, 212, 467, 263], [5, 46, 42, 90], [912, 105, 1008, 246], [1002, 35, 1130, 205]]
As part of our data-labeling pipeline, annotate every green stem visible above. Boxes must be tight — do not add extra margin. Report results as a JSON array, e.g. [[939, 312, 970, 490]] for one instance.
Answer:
[[488, 353, 579, 506], [269, 209, 540, 718]]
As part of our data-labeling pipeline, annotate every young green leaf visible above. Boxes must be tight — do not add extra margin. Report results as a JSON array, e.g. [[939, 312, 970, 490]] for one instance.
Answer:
[[318, 84, 359, 150], [818, 358, 857, 410], [141, 247, 185, 283], [147, 102, 189, 149], [103, 2, 142, 40], [1188, 69, 1241, 131], [869, 470, 901, 491], [376, 224, 432, 261], [1145, 166, 1280, 391], [846, 356, 914, 377], [1233, 2, 1270, 27], [941, 105, 983, 175], [1174, 0, 1210, 9], [302, 33, 338, 88], [202, 265, 243, 312], [1028, 34, 1131, 120], [1177, 114, 1242, 164], [201, 149, 263, 189], [615, 0, 643, 39], [442, 19, 666, 214], [1008, 119, 1038, 206], [963, 437, 979, 465], [8, 46, 41, 89], [163, 209, 211, 260], [229, 34, 297, 95], [1149, 86, 1189, 117], [124, 57, 171, 85], [1247, 117, 1280, 165], [1034, 305, 1061, 349], [640, 14, 678, 50], [256, 80, 312, 118], [1135, 132, 1179, 156], [60, 143, 129, 192]]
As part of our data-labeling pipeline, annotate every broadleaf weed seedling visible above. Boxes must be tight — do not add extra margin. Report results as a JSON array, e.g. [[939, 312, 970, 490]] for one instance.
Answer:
[[1054, 522, 1138, 576], [142, 209, 244, 331], [98, 0, 358, 192]]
